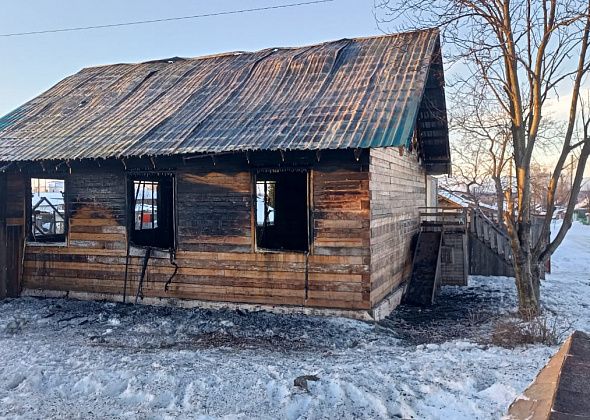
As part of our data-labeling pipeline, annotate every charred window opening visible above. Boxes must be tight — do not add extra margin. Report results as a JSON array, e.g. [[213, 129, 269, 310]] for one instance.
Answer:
[[29, 178, 66, 242], [255, 171, 308, 252], [128, 175, 175, 249]]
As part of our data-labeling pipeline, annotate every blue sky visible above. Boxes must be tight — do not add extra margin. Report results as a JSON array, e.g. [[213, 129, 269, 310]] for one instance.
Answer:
[[0, 0, 379, 115]]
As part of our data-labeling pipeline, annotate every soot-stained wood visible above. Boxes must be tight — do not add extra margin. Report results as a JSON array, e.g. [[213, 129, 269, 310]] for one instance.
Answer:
[[20, 151, 374, 311], [177, 166, 252, 253], [6, 173, 25, 225], [1, 174, 25, 297], [69, 170, 127, 223], [0, 173, 6, 298]]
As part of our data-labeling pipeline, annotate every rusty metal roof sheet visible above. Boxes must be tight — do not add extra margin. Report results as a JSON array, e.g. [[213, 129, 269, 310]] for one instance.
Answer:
[[0, 29, 447, 162]]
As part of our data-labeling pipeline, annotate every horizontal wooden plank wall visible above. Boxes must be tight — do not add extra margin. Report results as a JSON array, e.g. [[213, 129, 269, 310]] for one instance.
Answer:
[[177, 170, 252, 253], [310, 164, 371, 309], [22, 158, 371, 311], [68, 170, 127, 250], [369, 147, 426, 306]]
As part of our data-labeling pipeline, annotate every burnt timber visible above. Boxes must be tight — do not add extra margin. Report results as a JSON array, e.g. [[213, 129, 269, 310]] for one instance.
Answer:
[[0, 29, 451, 319]]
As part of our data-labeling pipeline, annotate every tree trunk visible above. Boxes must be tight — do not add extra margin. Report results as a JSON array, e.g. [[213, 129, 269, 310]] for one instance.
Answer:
[[513, 247, 541, 316]]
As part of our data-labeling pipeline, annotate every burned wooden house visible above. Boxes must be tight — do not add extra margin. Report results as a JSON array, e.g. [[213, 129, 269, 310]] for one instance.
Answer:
[[0, 29, 451, 319]]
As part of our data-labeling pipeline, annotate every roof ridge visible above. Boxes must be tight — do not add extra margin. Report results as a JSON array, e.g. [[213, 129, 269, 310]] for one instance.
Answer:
[[80, 28, 440, 71]]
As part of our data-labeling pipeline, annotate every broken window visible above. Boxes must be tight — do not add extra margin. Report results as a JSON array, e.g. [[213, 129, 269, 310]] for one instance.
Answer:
[[256, 180, 276, 227], [128, 175, 175, 249], [255, 171, 309, 252], [29, 178, 66, 242]]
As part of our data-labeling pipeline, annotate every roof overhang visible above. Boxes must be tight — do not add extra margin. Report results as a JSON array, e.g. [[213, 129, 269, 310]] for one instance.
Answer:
[[414, 37, 451, 175]]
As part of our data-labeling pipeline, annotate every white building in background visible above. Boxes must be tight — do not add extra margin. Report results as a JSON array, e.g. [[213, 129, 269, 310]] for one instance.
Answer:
[[31, 178, 64, 194], [46, 179, 64, 193]]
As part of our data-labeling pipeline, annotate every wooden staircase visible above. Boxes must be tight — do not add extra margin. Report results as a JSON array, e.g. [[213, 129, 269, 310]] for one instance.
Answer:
[[405, 231, 443, 305], [406, 207, 517, 306], [405, 208, 466, 306]]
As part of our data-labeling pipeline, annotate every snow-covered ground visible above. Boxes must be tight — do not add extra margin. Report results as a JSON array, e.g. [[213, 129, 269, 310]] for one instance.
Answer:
[[0, 222, 589, 419]]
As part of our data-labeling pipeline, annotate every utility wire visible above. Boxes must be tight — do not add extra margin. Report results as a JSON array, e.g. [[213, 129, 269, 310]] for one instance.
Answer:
[[0, 0, 335, 38]]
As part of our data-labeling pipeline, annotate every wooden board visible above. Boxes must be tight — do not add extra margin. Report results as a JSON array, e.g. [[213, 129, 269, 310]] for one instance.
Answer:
[[369, 147, 426, 305], [1, 174, 25, 297], [19, 154, 372, 310], [0, 173, 6, 298]]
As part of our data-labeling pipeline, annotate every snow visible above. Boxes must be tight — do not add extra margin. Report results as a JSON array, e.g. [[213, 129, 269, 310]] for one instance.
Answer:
[[0, 223, 589, 418], [438, 188, 505, 213], [575, 195, 589, 210], [541, 220, 590, 332], [438, 189, 471, 208]]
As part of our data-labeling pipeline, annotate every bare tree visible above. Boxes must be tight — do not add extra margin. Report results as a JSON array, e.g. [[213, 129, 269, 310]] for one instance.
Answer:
[[445, 90, 513, 224], [376, 0, 590, 315], [444, 135, 488, 202]]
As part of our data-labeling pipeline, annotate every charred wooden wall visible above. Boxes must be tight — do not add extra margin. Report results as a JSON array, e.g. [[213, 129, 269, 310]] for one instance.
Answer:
[[68, 170, 127, 250], [369, 148, 426, 305], [0, 173, 5, 298], [176, 170, 252, 253], [1, 173, 25, 297], [21, 152, 372, 310]]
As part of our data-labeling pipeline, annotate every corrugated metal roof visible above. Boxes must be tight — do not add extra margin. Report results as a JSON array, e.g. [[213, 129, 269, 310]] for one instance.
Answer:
[[0, 29, 446, 162]]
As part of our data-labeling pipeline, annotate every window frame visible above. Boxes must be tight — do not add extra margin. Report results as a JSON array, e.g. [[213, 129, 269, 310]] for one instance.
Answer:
[[252, 169, 312, 254], [126, 172, 177, 250], [27, 176, 68, 244], [256, 179, 276, 228]]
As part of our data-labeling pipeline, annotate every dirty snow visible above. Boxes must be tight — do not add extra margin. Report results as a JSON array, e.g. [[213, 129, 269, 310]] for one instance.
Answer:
[[0, 222, 588, 419]]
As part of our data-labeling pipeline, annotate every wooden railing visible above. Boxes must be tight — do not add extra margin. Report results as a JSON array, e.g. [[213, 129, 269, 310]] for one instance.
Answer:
[[469, 208, 513, 264], [419, 206, 513, 264], [419, 207, 468, 231]]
